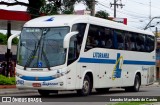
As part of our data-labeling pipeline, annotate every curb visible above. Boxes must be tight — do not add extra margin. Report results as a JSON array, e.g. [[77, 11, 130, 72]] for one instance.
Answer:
[[0, 85, 16, 89], [0, 90, 38, 95]]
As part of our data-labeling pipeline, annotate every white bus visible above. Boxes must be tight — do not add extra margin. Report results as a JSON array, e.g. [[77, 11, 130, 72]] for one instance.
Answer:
[[8, 15, 156, 96]]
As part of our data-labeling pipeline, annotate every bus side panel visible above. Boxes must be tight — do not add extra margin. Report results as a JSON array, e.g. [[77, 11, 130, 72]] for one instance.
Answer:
[[78, 50, 100, 89], [65, 62, 78, 90]]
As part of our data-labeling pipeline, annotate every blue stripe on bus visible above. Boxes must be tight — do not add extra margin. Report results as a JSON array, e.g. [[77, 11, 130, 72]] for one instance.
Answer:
[[123, 60, 155, 65], [78, 58, 116, 64], [78, 58, 155, 65], [20, 76, 55, 81]]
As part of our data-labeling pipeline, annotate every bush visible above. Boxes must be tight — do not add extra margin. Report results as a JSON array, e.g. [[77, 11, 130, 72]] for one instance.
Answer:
[[0, 75, 16, 85], [0, 33, 19, 45]]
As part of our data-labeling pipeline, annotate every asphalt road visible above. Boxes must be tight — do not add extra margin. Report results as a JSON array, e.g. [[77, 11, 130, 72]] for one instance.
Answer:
[[0, 86, 160, 105]]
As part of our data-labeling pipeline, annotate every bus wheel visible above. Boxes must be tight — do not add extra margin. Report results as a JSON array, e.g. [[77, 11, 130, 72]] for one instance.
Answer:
[[132, 75, 141, 92], [38, 90, 50, 96], [96, 88, 109, 94], [125, 75, 140, 92], [77, 75, 91, 96]]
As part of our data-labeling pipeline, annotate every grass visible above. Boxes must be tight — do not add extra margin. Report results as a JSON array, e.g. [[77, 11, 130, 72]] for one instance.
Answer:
[[109, 102, 153, 105]]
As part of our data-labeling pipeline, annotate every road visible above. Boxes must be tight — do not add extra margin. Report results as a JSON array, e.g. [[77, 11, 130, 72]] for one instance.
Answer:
[[0, 86, 160, 105]]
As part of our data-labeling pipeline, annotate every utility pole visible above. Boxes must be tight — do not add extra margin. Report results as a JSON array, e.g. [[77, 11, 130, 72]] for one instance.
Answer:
[[110, 0, 125, 18], [6, 21, 11, 77], [91, 0, 96, 16]]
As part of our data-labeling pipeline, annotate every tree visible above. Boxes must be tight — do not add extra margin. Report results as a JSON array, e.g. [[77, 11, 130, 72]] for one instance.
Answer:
[[40, 0, 76, 15], [0, 0, 76, 17], [95, 10, 109, 19]]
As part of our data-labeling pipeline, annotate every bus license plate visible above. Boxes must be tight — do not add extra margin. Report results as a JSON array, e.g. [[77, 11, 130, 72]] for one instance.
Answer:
[[32, 83, 41, 87]]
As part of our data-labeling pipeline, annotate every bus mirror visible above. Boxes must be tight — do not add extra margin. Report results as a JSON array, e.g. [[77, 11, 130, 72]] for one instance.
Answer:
[[63, 31, 78, 48], [7, 32, 20, 50]]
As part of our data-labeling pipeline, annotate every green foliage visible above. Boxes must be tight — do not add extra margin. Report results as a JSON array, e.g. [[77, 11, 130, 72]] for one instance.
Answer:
[[40, 0, 76, 15], [95, 10, 109, 19], [0, 75, 15, 85], [40, 3, 59, 15], [112, 102, 153, 105], [0, 33, 7, 44], [0, 33, 19, 45], [27, 0, 45, 18]]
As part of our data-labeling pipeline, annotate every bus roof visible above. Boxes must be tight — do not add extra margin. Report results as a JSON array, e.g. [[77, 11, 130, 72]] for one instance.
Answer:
[[24, 15, 154, 36]]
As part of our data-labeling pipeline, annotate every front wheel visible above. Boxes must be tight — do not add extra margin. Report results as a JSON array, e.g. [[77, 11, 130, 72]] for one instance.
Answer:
[[38, 90, 50, 96], [77, 75, 91, 96], [38, 90, 58, 96]]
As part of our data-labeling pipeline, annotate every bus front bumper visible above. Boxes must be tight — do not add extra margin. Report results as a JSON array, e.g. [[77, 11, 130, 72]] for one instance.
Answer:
[[16, 76, 67, 90]]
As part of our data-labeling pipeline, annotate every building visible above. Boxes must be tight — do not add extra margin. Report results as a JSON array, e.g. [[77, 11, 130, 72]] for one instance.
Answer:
[[75, 10, 91, 15], [156, 38, 160, 80]]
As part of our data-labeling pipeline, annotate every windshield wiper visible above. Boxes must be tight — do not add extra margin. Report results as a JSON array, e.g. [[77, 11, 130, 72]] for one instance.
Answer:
[[42, 50, 51, 70], [24, 34, 43, 70]]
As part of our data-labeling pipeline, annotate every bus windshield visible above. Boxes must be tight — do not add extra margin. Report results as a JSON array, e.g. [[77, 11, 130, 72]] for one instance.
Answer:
[[17, 27, 70, 68]]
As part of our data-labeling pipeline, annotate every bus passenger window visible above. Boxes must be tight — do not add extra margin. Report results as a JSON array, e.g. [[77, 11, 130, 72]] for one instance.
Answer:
[[136, 34, 145, 52], [146, 35, 155, 52], [130, 34, 136, 51], [85, 25, 99, 51], [116, 30, 124, 50], [105, 28, 113, 48], [125, 33, 132, 50]]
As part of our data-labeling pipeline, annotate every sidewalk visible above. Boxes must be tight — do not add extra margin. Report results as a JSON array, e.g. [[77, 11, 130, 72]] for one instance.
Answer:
[[0, 88, 37, 95]]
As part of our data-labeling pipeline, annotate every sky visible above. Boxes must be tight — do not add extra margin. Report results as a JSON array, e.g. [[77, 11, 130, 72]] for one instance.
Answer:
[[1, 0, 160, 33]]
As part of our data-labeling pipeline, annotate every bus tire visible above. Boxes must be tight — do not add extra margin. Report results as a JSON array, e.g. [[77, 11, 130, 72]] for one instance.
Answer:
[[96, 88, 109, 94], [125, 75, 140, 92], [77, 75, 91, 96], [38, 90, 50, 96]]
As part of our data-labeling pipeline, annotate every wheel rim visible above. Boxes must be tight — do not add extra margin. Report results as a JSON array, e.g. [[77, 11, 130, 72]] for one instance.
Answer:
[[83, 80, 89, 94]]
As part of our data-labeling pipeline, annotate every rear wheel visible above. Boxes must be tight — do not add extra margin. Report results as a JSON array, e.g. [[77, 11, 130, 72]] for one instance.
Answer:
[[96, 88, 109, 94], [125, 75, 141, 92], [77, 75, 91, 96]]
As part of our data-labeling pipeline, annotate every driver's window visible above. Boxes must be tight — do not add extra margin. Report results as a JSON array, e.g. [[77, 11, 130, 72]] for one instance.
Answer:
[[67, 23, 86, 65], [68, 36, 77, 65]]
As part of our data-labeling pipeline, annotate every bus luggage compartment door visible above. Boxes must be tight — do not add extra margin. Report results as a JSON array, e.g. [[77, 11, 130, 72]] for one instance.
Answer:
[[147, 66, 155, 85]]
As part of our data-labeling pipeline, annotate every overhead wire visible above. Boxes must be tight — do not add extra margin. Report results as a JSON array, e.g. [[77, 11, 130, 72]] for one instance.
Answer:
[[97, 2, 148, 20]]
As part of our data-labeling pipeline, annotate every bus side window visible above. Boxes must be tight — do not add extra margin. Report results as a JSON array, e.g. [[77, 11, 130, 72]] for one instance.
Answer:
[[68, 23, 86, 65], [105, 28, 113, 48], [115, 30, 124, 50], [68, 36, 77, 65], [135, 34, 145, 52], [130, 33, 136, 51], [150, 36, 155, 52], [125, 32, 132, 50], [85, 25, 98, 51], [146, 35, 155, 52]]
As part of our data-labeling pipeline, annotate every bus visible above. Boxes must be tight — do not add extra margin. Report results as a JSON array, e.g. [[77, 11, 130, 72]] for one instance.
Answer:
[[8, 15, 156, 96]]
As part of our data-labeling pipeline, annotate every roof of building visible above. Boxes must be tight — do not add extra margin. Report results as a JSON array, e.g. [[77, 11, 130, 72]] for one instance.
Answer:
[[0, 9, 31, 30]]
